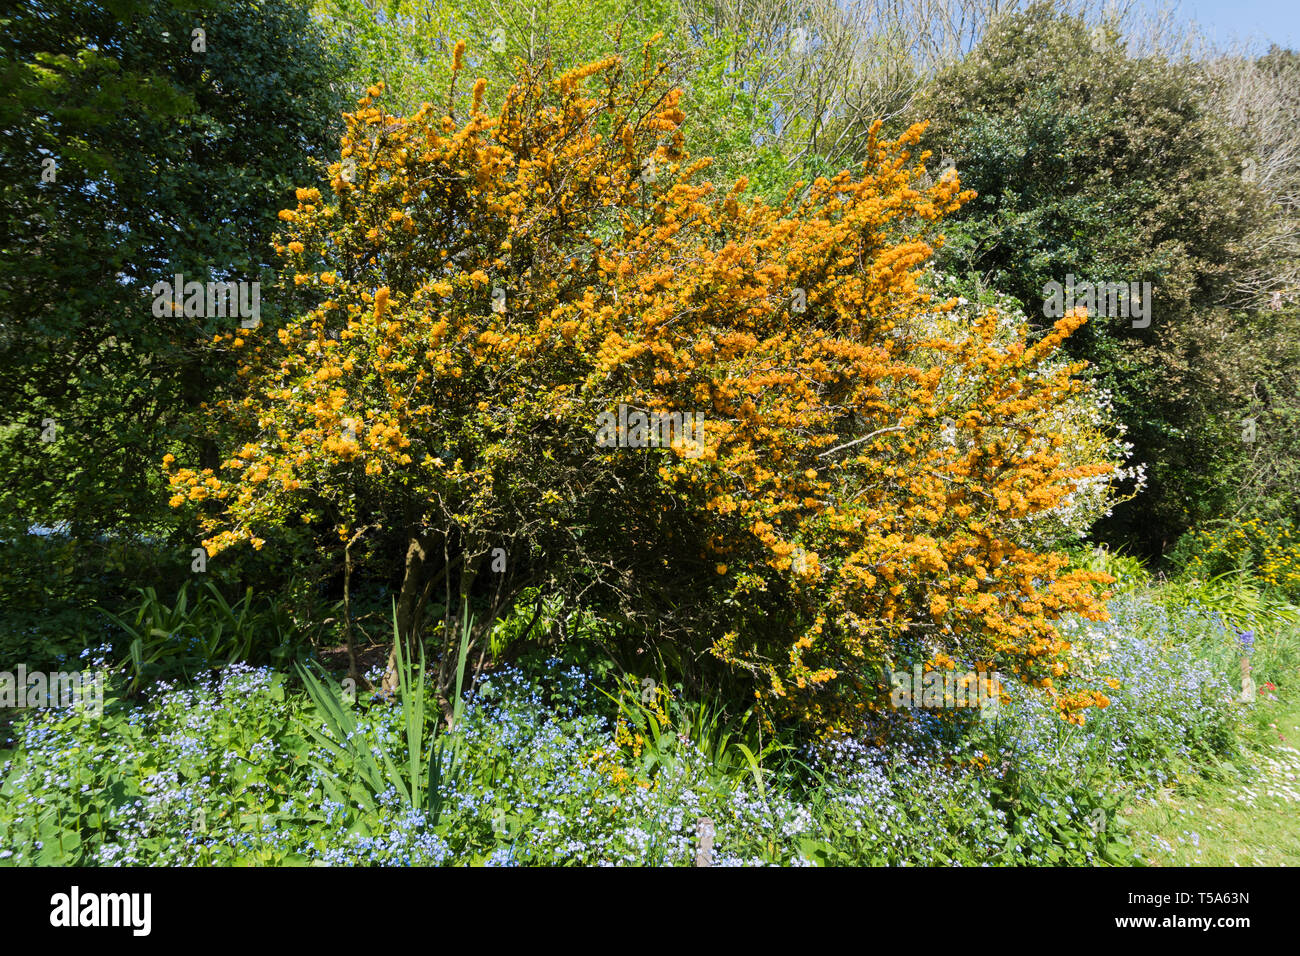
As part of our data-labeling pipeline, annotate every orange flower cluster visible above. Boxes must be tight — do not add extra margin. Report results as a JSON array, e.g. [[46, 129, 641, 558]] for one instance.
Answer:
[[165, 42, 1116, 733]]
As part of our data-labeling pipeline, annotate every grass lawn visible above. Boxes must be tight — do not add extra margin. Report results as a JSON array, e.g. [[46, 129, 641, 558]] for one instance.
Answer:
[[1126, 694, 1300, 866]]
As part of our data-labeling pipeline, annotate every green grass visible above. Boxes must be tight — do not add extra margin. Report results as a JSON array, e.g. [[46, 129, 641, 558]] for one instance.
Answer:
[[1125, 694, 1300, 866]]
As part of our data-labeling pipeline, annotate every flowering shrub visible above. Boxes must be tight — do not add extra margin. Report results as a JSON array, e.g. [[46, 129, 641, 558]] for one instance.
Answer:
[[917, 273, 1141, 548], [163, 43, 1119, 732], [1171, 517, 1300, 601]]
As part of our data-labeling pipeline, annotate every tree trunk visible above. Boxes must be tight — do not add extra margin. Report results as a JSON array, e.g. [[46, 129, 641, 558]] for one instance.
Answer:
[[435, 542, 489, 724], [382, 534, 430, 694], [344, 537, 358, 686], [343, 523, 377, 687]]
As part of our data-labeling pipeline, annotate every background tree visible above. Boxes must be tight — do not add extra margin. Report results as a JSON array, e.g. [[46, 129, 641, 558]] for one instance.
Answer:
[[912, 1, 1273, 556], [0, 0, 346, 542]]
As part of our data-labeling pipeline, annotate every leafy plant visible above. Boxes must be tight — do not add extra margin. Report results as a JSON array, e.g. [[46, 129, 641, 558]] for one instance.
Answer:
[[295, 601, 473, 821], [1161, 571, 1300, 635], [102, 581, 302, 695]]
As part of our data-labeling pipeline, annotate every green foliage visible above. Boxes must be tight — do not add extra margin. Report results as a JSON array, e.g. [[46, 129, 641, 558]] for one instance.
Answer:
[[295, 601, 472, 818], [0, 531, 191, 672], [601, 671, 787, 790], [1156, 573, 1300, 638], [1170, 516, 1300, 600], [671, 28, 803, 201], [989, 764, 1138, 866], [311, 0, 681, 114], [1067, 545, 1150, 592], [309, 0, 816, 202], [488, 587, 562, 658], [1221, 320, 1300, 526], [0, 667, 312, 866], [0, 0, 346, 539], [915, 1, 1274, 554], [103, 581, 307, 694]]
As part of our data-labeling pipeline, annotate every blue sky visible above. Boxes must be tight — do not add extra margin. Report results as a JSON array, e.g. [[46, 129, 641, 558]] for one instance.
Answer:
[[1147, 0, 1300, 51]]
